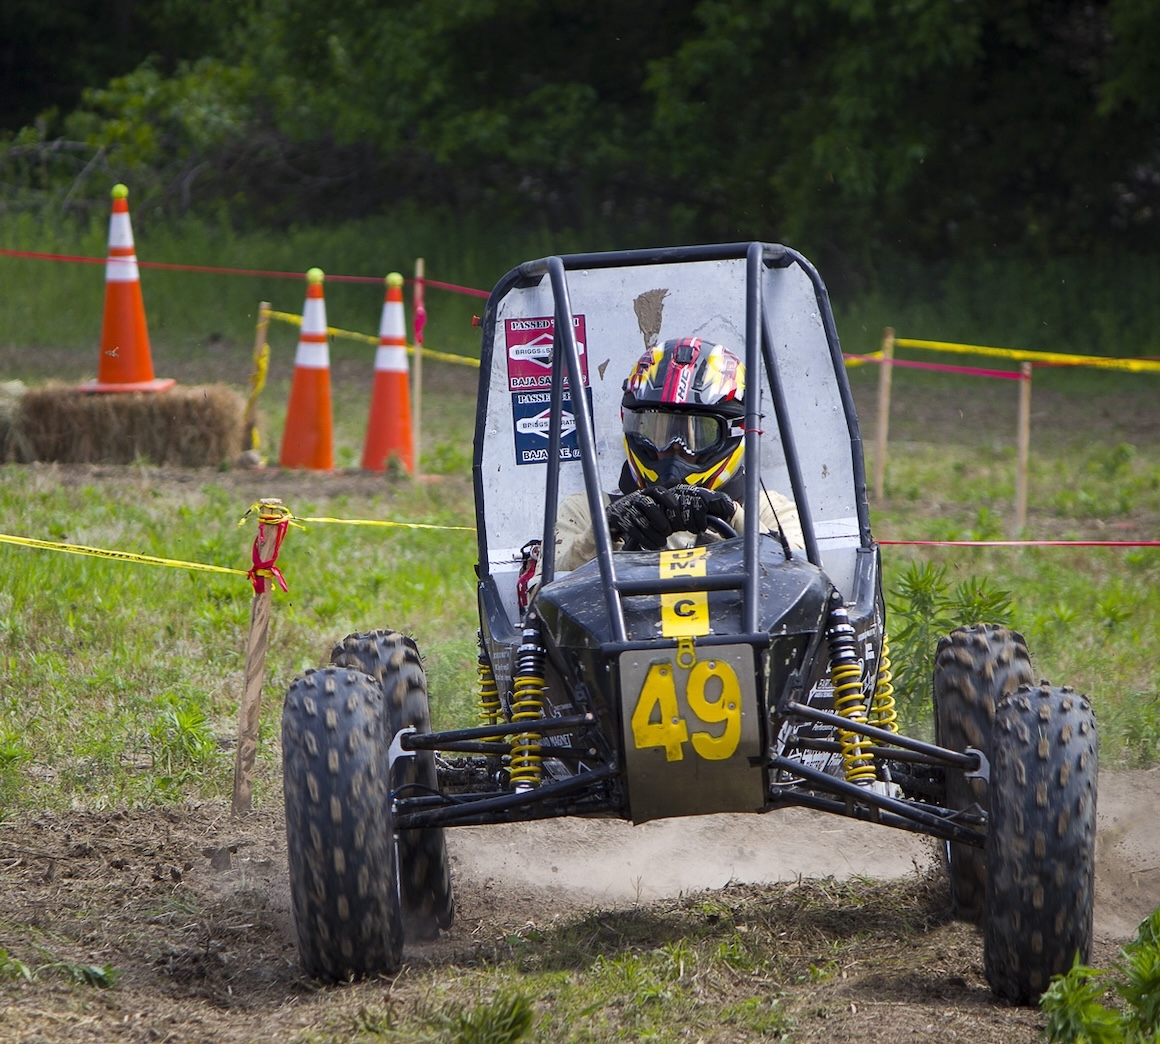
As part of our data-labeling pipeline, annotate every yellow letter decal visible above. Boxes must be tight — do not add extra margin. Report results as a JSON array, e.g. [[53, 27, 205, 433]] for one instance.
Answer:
[[660, 547, 709, 637]]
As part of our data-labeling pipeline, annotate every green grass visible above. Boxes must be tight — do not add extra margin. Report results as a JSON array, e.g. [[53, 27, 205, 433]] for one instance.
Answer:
[[295, 875, 940, 1041], [0, 371, 1155, 815], [1, 210, 1159, 806], [0, 467, 480, 811], [858, 362, 1160, 758], [0, 205, 621, 365]]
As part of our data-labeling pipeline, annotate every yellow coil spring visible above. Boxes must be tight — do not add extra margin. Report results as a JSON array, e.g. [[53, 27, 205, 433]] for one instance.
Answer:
[[476, 653, 502, 733], [509, 672, 545, 789], [869, 635, 898, 734], [832, 659, 877, 784]]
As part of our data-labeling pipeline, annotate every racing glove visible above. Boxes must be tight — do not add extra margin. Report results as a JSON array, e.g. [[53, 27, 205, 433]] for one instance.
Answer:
[[607, 487, 675, 551], [665, 485, 736, 533]]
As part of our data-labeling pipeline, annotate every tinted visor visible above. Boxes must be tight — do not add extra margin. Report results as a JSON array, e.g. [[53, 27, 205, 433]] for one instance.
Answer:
[[623, 409, 727, 455]]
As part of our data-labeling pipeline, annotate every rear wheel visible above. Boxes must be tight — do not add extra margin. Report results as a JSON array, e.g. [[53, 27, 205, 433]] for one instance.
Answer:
[[282, 666, 403, 980], [984, 683, 1097, 1003], [331, 630, 455, 940], [932, 623, 1033, 920]]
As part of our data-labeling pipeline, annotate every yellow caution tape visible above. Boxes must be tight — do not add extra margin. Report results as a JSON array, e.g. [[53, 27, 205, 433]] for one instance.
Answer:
[[0, 497, 472, 589], [0, 532, 249, 577], [296, 514, 476, 532], [238, 499, 300, 529], [894, 338, 1160, 373], [267, 309, 479, 366], [416, 344, 479, 367], [843, 350, 883, 368], [237, 501, 475, 533]]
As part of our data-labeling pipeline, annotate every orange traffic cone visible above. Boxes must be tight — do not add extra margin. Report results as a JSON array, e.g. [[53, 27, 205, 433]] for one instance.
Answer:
[[279, 268, 334, 470], [79, 184, 174, 393], [361, 271, 414, 473]]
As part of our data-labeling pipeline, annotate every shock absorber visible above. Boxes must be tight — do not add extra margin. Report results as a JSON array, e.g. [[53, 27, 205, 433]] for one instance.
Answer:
[[476, 632, 502, 736], [869, 633, 898, 734], [509, 619, 547, 791], [826, 605, 877, 785]]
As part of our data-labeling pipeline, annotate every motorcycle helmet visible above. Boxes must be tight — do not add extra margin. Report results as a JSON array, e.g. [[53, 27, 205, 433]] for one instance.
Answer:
[[621, 336, 746, 489]]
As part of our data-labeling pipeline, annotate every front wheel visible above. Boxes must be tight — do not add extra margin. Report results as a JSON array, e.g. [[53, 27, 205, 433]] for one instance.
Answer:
[[933, 623, 1033, 921], [984, 683, 1098, 1003], [331, 630, 455, 940], [282, 666, 403, 980]]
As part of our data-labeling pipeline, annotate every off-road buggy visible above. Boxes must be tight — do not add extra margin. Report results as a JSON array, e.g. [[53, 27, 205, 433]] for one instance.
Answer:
[[281, 242, 1097, 1003]]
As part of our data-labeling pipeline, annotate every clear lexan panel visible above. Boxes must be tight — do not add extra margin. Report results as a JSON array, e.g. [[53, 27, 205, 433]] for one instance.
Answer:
[[477, 254, 861, 626]]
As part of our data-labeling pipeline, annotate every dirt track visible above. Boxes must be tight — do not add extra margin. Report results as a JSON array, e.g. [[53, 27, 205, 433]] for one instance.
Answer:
[[0, 769, 1155, 1042]]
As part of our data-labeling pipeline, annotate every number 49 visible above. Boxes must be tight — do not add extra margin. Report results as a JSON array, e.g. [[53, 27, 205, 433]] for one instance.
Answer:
[[630, 659, 742, 762]]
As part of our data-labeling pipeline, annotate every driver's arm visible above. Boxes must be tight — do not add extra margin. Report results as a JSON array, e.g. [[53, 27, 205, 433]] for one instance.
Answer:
[[736, 489, 804, 550], [553, 491, 613, 572]]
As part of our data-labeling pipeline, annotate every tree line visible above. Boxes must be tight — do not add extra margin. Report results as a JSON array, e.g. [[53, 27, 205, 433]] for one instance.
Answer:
[[3, 0, 1158, 271]]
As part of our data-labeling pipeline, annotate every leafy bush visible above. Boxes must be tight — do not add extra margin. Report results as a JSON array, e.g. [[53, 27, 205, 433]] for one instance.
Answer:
[[1041, 907, 1160, 1042]]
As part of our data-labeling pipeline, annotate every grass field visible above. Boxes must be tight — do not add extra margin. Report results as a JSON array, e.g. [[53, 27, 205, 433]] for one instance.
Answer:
[[1, 312, 1158, 809]]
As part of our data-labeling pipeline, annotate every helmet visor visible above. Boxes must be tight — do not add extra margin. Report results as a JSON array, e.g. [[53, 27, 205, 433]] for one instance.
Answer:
[[623, 409, 727, 455]]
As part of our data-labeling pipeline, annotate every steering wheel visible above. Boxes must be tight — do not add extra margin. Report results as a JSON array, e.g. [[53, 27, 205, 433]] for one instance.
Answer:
[[705, 514, 738, 540]]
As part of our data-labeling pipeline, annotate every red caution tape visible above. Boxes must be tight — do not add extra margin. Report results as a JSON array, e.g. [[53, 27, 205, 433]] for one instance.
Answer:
[[879, 539, 1160, 547], [0, 248, 490, 297], [248, 516, 290, 594]]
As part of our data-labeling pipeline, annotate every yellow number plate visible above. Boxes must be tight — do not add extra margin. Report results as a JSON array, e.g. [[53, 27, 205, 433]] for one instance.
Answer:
[[619, 643, 762, 821]]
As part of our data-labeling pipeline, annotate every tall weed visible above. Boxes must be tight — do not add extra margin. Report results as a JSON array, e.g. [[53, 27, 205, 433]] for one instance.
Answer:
[[886, 562, 1015, 727], [1042, 907, 1160, 1042]]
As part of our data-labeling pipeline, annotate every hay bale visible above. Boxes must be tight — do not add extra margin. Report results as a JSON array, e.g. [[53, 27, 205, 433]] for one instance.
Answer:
[[13, 382, 246, 467]]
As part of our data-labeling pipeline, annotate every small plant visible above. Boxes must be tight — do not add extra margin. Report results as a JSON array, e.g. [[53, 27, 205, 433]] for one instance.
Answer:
[[0, 949, 33, 982], [0, 728, 32, 769], [1096, 590, 1135, 633], [1101, 442, 1136, 479], [1042, 961, 1122, 1044], [0, 949, 118, 988], [447, 990, 534, 1044], [886, 562, 1015, 723], [148, 697, 218, 792], [46, 961, 120, 988], [968, 505, 1005, 542], [1041, 906, 1160, 1042]]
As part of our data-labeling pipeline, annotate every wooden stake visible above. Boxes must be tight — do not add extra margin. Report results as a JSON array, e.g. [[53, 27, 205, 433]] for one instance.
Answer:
[[874, 327, 895, 503], [243, 302, 271, 456], [231, 498, 285, 815], [1014, 361, 1032, 536], [412, 258, 425, 479]]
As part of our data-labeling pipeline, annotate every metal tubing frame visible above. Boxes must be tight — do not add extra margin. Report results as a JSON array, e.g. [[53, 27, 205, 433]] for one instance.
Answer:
[[400, 713, 596, 749], [473, 242, 873, 642], [767, 756, 986, 846], [786, 737, 959, 769], [396, 765, 619, 829], [783, 700, 981, 771], [769, 787, 986, 847]]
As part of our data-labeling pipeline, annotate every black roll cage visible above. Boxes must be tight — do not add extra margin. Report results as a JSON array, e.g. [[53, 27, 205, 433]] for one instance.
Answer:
[[471, 241, 874, 641]]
